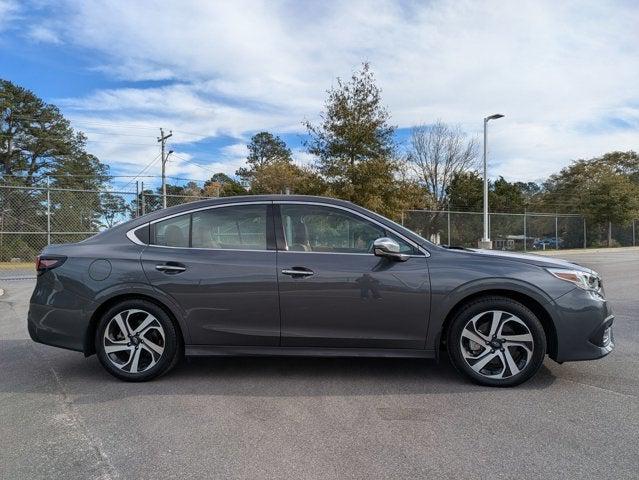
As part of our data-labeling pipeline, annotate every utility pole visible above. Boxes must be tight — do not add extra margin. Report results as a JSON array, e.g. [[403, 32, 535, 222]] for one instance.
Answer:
[[46, 175, 51, 246], [158, 128, 173, 209]]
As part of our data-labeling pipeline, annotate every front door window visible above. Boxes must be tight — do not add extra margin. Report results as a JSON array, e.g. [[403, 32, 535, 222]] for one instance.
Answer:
[[279, 204, 417, 254]]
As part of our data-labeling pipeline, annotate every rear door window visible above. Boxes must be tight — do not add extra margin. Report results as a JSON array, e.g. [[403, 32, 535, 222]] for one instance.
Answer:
[[153, 214, 190, 247], [191, 204, 268, 250]]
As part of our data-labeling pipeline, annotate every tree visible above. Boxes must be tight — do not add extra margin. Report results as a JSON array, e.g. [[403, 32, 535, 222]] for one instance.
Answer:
[[447, 173, 531, 212], [1, 79, 109, 252], [203, 173, 247, 197], [100, 193, 130, 228], [181, 181, 202, 198], [447, 171, 483, 211], [514, 181, 542, 200], [304, 63, 395, 186], [0, 79, 107, 187], [304, 63, 420, 218], [236, 132, 293, 184], [542, 152, 639, 245], [135, 189, 162, 214], [250, 160, 326, 195], [598, 151, 639, 182], [490, 177, 526, 212], [407, 121, 479, 210]]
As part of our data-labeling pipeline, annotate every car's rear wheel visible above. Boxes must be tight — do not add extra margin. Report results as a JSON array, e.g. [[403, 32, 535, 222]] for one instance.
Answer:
[[447, 296, 546, 387], [95, 300, 181, 382]]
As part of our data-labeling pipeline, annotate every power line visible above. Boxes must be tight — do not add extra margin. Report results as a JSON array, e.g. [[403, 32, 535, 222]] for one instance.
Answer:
[[121, 153, 162, 190], [85, 139, 157, 146], [170, 153, 219, 174], [80, 131, 153, 138]]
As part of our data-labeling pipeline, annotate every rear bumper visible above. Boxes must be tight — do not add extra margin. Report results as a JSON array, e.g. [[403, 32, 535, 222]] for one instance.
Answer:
[[28, 302, 90, 353], [28, 272, 95, 353], [552, 288, 615, 362]]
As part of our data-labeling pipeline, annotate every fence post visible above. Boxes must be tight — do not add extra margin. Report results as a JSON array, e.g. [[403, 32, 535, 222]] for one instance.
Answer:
[[583, 217, 587, 249], [46, 175, 51, 246], [488, 213, 491, 240], [141, 181, 146, 215], [633, 219, 636, 247], [135, 181, 140, 218], [400, 211, 404, 226], [447, 210, 451, 246], [608, 221, 612, 247], [523, 210, 527, 252], [555, 213, 558, 250]]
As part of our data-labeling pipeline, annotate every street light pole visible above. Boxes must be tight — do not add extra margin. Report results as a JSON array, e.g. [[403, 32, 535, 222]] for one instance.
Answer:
[[479, 113, 504, 249]]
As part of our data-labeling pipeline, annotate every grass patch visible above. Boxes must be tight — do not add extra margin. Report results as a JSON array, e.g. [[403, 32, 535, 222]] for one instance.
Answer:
[[0, 262, 34, 270]]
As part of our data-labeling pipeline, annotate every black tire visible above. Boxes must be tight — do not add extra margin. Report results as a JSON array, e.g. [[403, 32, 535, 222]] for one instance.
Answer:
[[447, 296, 546, 387], [95, 299, 182, 382]]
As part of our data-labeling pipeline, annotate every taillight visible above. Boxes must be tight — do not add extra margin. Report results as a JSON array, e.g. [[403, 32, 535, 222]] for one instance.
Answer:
[[35, 255, 67, 275]]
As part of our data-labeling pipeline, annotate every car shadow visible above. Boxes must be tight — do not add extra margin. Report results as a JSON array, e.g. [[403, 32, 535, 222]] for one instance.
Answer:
[[1, 339, 557, 404]]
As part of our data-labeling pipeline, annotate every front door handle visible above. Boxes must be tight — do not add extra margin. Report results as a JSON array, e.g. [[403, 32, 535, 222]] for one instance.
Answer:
[[281, 267, 314, 277], [156, 263, 186, 273]]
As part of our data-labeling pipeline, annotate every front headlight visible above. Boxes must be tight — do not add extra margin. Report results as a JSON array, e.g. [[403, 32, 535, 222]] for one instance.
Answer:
[[547, 268, 602, 292]]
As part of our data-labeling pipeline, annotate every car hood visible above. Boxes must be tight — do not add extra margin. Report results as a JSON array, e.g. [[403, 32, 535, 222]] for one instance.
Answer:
[[455, 248, 594, 273]]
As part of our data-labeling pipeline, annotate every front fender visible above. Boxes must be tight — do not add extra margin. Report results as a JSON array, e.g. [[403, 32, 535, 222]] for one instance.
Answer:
[[425, 277, 560, 351]]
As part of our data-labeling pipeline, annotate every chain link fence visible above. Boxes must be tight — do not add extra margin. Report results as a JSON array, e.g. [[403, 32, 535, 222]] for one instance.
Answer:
[[2, 184, 638, 262], [0, 184, 214, 262], [401, 210, 638, 251]]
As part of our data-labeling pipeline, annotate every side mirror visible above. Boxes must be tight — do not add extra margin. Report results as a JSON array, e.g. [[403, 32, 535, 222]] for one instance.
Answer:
[[373, 237, 409, 262]]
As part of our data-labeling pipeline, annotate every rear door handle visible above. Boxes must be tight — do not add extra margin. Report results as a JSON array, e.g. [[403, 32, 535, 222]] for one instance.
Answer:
[[156, 264, 186, 273], [281, 268, 314, 277]]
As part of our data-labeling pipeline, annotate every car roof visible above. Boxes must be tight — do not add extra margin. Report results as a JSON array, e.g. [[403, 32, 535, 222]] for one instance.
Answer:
[[84, 194, 434, 250], [139, 195, 357, 222]]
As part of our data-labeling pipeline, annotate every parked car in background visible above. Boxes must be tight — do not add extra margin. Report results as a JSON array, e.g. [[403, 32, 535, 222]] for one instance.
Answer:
[[28, 196, 614, 387], [533, 237, 564, 250]]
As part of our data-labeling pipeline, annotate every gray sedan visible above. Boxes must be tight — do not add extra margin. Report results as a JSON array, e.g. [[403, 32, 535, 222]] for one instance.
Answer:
[[28, 195, 614, 386]]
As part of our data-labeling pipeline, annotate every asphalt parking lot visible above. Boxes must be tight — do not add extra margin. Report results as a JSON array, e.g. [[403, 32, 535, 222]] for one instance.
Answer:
[[1, 249, 638, 479]]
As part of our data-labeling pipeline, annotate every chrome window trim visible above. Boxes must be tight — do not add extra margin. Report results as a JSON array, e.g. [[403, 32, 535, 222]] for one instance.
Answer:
[[125, 201, 272, 250], [278, 250, 426, 258], [145, 244, 274, 254], [276, 201, 430, 257], [125, 199, 430, 258], [126, 224, 148, 246], [148, 201, 272, 225]]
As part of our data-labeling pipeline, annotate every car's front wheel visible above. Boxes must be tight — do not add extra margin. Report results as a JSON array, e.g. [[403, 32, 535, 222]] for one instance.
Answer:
[[447, 296, 546, 387], [95, 300, 181, 382]]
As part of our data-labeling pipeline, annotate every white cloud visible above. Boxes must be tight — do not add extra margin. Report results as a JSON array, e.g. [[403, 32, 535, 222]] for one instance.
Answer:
[[166, 144, 250, 180], [27, 25, 62, 44], [0, 0, 19, 32], [36, 0, 639, 182]]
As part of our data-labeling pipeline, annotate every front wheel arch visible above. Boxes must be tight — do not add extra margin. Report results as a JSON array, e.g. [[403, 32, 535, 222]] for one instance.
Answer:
[[84, 294, 184, 356], [437, 289, 557, 360]]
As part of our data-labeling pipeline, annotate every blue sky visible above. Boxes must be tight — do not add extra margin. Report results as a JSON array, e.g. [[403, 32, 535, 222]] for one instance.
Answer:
[[1, 0, 638, 191]]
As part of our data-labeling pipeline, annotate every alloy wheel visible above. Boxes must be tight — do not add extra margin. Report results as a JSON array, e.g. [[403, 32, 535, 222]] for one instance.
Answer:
[[102, 309, 166, 374], [459, 310, 534, 379]]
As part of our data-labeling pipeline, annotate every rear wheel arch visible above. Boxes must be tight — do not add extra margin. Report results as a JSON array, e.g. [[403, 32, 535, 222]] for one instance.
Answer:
[[84, 293, 184, 356], [437, 289, 558, 360]]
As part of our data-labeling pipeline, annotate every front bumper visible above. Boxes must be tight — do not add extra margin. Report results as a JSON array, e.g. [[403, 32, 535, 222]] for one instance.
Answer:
[[552, 287, 615, 362]]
